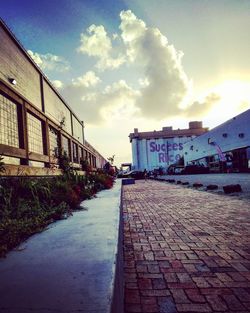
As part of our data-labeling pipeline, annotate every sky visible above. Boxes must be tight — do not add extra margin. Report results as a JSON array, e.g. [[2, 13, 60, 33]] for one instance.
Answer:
[[1, 0, 250, 166]]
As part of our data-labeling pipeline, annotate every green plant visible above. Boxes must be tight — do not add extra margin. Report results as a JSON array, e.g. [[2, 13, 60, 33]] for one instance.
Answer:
[[0, 171, 114, 257], [58, 151, 72, 175], [80, 158, 92, 172], [107, 154, 115, 165]]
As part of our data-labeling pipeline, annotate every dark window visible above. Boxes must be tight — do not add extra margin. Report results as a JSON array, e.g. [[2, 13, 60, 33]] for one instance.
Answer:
[[27, 112, 43, 154], [80, 147, 84, 160], [0, 94, 19, 148], [93, 156, 96, 168], [72, 142, 78, 163], [88, 153, 92, 165], [84, 149, 88, 160], [49, 126, 59, 158], [62, 136, 70, 156]]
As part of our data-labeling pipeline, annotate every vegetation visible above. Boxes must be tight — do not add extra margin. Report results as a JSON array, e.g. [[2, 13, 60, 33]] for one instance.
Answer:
[[107, 154, 115, 165], [0, 171, 114, 257]]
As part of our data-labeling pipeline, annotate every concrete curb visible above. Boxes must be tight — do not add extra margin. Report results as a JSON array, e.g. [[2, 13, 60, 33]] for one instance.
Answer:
[[111, 180, 124, 313]]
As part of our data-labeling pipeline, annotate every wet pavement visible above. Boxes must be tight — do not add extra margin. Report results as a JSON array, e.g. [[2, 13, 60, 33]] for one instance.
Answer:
[[0, 180, 121, 313], [123, 180, 250, 313]]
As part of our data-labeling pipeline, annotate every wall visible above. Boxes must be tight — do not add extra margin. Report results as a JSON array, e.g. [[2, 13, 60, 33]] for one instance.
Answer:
[[43, 80, 72, 135], [0, 19, 107, 172], [183, 109, 250, 165], [132, 136, 194, 171], [0, 26, 42, 110]]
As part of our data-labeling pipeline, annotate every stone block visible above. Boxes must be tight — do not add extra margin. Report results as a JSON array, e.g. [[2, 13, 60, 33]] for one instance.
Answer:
[[193, 183, 203, 188], [206, 184, 218, 190], [223, 184, 242, 194], [122, 178, 135, 185]]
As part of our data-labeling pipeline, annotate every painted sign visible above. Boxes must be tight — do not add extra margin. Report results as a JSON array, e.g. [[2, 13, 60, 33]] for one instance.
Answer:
[[149, 141, 183, 164]]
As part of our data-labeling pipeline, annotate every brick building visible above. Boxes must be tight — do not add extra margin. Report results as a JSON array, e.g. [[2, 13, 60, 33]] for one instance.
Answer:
[[0, 19, 107, 175]]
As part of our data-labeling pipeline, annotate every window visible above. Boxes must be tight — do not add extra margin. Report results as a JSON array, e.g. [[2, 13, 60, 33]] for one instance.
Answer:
[[49, 126, 59, 158], [88, 153, 92, 165], [93, 156, 96, 168], [84, 149, 88, 160], [62, 136, 70, 156], [79, 147, 84, 160], [0, 94, 19, 148], [27, 112, 43, 154], [72, 142, 78, 163]]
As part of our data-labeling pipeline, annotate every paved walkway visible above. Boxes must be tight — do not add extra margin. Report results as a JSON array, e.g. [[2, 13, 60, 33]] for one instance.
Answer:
[[123, 180, 250, 313]]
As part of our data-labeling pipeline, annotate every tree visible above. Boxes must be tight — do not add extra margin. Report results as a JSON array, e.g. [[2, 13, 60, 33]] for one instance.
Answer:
[[107, 155, 115, 165]]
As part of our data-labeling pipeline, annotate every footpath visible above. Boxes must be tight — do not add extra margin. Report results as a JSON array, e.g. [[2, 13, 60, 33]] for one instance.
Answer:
[[123, 180, 250, 313], [0, 180, 122, 313]]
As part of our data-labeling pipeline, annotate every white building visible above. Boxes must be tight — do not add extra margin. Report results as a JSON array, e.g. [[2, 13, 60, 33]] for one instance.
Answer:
[[183, 109, 250, 172], [129, 122, 208, 171]]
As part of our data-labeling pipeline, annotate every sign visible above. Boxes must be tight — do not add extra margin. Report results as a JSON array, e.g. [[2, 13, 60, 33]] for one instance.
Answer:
[[149, 141, 183, 165]]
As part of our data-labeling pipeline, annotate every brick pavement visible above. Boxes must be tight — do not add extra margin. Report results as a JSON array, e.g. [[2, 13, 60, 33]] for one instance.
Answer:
[[123, 180, 250, 313]]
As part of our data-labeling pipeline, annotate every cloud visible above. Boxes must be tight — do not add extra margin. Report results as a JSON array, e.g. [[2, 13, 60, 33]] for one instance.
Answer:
[[184, 93, 221, 118], [28, 50, 70, 72], [61, 71, 101, 122], [99, 80, 139, 119], [77, 24, 125, 71], [118, 10, 191, 119], [72, 71, 101, 87], [52, 80, 64, 89], [61, 11, 223, 126], [237, 100, 250, 113], [61, 76, 139, 124]]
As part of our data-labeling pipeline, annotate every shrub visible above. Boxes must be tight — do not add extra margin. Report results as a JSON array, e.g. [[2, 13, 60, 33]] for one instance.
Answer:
[[0, 171, 114, 257]]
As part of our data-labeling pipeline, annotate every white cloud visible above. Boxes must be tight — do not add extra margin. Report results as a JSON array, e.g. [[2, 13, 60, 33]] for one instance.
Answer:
[[60, 11, 232, 127], [77, 24, 111, 57], [72, 71, 101, 87], [28, 50, 70, 72], [119, 10, 191, 119], [184, 93, 221, 118], [52, 80, 64, 89], [77, 24, 125, 71], [61, 76, 139, 124]]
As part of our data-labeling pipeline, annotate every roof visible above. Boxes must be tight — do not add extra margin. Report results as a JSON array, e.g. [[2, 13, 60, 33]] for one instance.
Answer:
[[129, 126, 208, 142]]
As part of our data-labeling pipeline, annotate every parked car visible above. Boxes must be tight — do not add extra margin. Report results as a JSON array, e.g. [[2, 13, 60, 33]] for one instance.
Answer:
[[182, 164, 210, 174], [118, 170, 145, 179]]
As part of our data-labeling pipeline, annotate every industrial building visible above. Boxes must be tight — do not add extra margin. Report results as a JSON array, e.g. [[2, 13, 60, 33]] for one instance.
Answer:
[[183, 109, 250, 173], [129, 122, 208, 171], [0, 19, 107, 175]]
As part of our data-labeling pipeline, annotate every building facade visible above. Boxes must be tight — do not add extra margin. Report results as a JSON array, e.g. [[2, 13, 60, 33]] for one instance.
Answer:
[[0, 19, 106, 175], [129, 122, 208, 171], [183, 109, 250, 173]]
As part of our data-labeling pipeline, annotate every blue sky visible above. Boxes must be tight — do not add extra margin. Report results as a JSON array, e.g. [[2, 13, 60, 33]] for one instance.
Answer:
[[1, 0, 250, 165]]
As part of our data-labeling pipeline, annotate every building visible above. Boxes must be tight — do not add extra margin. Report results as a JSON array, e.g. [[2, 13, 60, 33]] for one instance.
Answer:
[[183, 109, 250, 173], [0, 19, 107, 175], [129, 122, 208, 171]]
